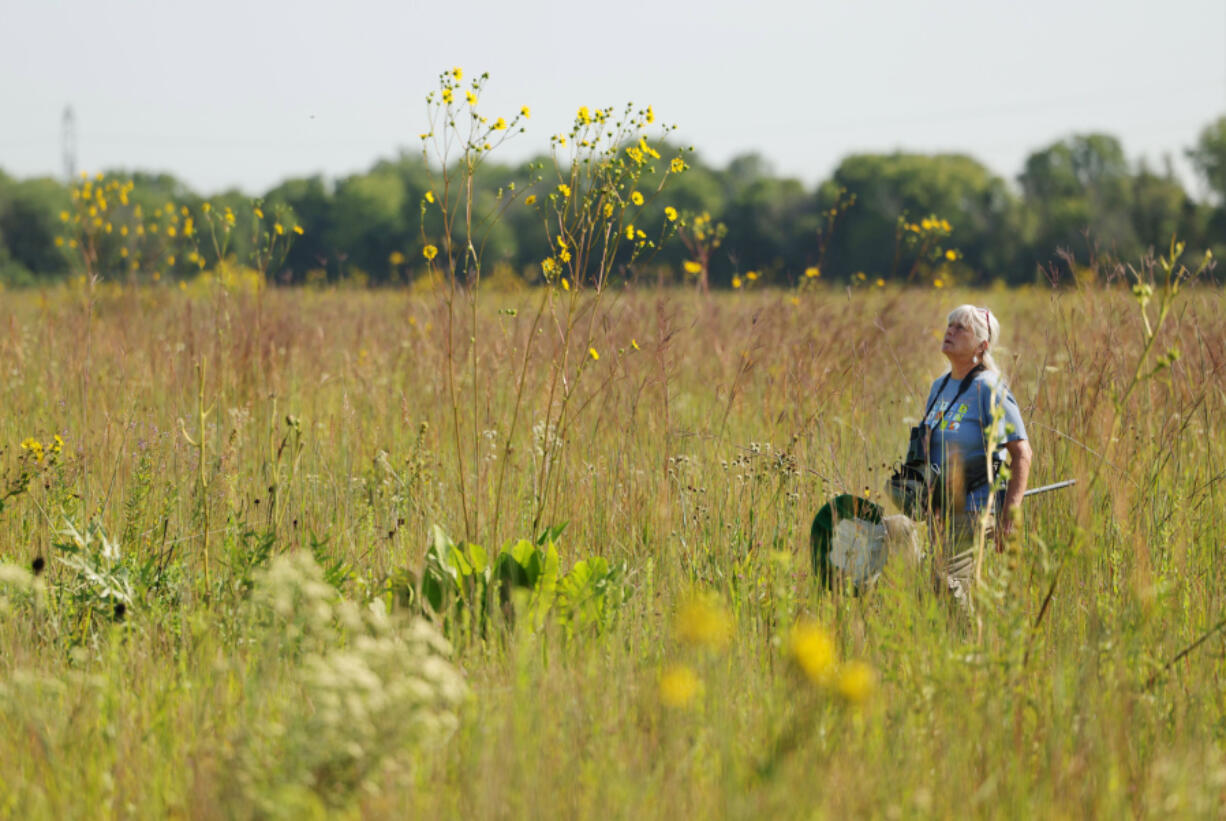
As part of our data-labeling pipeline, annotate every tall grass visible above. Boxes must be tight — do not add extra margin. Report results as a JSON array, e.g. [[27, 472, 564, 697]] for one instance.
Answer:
[[0, 275, 1224, 817]]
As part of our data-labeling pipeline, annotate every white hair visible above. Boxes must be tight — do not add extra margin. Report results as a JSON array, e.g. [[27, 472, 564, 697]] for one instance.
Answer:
[[947, 304, 1000, 373]]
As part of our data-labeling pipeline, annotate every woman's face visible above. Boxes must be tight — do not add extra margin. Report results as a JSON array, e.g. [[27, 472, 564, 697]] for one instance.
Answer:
[[941, 316, 982, 361]]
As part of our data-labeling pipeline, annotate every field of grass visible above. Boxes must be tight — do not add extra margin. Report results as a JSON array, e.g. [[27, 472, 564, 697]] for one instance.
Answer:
[[0, 276, 1224, 817]]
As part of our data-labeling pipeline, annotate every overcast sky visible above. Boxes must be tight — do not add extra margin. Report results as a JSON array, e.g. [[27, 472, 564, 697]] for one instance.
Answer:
[[3, 0, 1224, 196]]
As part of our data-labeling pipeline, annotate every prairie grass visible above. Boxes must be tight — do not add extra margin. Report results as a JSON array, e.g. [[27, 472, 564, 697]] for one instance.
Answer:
[[0, 278, 1224, 817]]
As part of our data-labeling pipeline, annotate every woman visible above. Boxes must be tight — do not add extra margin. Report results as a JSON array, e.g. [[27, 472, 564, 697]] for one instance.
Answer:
[[905, 305, 1032, 598]]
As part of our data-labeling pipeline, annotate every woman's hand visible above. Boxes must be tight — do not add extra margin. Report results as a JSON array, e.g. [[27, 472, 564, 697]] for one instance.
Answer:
[[998, 503, 1021, 542]]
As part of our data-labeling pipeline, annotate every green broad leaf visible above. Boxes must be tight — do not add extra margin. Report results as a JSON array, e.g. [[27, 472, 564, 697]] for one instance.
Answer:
[[535, 521, 568, 546], [431, 524, 454, 556], [463, 542, 489, 575]]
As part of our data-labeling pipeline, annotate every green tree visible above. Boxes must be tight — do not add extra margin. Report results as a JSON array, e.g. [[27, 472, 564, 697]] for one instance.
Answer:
[[326, 167, 410, 282], [825, 153, 1021, 283], [1130, 159, 1198, 251], [1187, 115, 1226, 203], [721, 174, 817, 283], [266, 175, 334, 281], [1018, 134, 1137, 268], [0, 173, 68, 282]]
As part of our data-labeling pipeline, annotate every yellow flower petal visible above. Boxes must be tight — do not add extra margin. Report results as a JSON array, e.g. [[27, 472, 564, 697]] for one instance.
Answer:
[[836, 661, 876, 705], [659, 665, 700, 708], [789, 621, 836, 685]]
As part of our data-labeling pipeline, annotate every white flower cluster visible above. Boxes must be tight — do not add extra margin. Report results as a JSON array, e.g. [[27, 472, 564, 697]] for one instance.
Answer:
[[0, 563, 43, 617], [242, 551, 467, 804]]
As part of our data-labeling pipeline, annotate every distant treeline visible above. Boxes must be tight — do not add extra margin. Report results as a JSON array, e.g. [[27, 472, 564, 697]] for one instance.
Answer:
[[2, 116, 1224, 287]]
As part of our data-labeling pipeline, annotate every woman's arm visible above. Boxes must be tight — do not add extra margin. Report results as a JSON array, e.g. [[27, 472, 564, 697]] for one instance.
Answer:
[[999, 438, 1032, 539]]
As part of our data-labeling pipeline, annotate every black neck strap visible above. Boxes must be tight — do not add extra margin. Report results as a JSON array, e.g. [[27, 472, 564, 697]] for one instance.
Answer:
[[921, 364, 984, 429]]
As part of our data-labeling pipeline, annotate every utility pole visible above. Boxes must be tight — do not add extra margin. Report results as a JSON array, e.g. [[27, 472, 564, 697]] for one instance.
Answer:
[[61, 105, 77, 182]]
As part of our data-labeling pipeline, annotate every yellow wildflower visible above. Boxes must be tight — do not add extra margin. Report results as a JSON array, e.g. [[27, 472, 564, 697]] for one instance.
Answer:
[[254, 207, 264, 219], [836, 661, 875, 705], [732, 275, 743, 289], [631, 338, 640, 351], [521, 105, 531, 118], [876, 278, 885, 287], [577, 106, 591, 125], [274, 223, 284, 235], [54, 237, 64, 248], [183, 217, 194, 237], [646, 105, 655, 124], [524, 194, 537, 206], [934, 277, 945, 288], [20, 438, 44, 463], [167, 255, 175, 266], [561, 277, 570, 291], [940, 219, 952, 232], [805, 266, 820, 278], [389, 251, 406, 266], [788, 620, 836, 685], [674, 594, 732, 650], [541, 257, 558, 276], [603, 202, 614, 218], [659, 665, 700, 708], [683, 260, 702, 275], [625, 224, 635, 240], [945, 249, 957, 261], [442, 88, 454, 104], [59, 211, 69, 222], [631, 191, 644, 206], [493, 117, 507, 130], [293, 225, 304, 235], [588, 347, 599, 361], [167, 226, 177, 238], [202, 202, 212, 214], [425, 190, 435, 203], [451, 66, 462, 81], [465, 91, 477, 105], [746, 270, 758, 281], [670, 157, 687, 174], [423, 244, 438, 260], [664, 206, 678, 222], [557, 183, 571, 198]]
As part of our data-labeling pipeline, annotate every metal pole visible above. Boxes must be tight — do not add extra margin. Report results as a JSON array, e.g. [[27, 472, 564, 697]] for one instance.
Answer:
[[1023, 479, 1076, 497]]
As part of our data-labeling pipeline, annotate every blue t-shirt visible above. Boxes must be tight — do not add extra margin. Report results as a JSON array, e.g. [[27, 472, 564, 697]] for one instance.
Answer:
[[922, 369, 1027, 512]]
